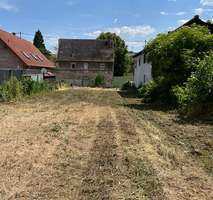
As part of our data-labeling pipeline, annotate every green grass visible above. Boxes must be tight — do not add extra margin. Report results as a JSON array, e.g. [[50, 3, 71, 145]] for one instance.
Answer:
[[112, 73, 133, 89]]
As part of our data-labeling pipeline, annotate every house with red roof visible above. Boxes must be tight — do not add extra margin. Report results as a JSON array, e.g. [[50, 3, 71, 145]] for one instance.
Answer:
[[0, 28, 55, 82]]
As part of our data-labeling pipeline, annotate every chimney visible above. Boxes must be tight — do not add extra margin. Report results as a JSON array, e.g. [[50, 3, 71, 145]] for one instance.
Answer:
[[194, 15, 199, 20]]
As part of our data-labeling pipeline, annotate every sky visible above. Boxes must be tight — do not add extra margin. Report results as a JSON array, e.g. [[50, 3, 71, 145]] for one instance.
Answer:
[[0, 0, 212, 52]]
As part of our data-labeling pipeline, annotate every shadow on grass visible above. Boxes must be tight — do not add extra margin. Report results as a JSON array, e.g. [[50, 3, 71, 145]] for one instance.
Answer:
[[118, 90, 174, 112], [173, 114, 213, 126], [118, 90, 213, 126]]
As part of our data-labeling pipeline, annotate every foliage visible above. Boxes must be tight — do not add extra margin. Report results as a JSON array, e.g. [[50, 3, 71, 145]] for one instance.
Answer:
[[173, 53, 213, 116], [95, 74, 105, 87], [97, 32, 129, 76], [21, 78, 52, 95], [0, 77, 23, 101], [125, 53, 134, 73], [112, 73, 133, 88], [0, 77, 53, 102], [33, 30, 51, 58], [142, 25, 213, 104], [121, 81, 136, 91]]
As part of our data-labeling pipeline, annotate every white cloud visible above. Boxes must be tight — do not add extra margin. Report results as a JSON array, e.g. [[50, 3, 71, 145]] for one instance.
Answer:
[[168, 0, 177, 2], [86, 25, 155, 38], [200, 0, 213, 6], [178, 19, 188, 25], [161, 11, 186, 16], [194, 8, 205, 15], [160, 11, 169, 15], [66, 1, 76, 6], [113, 18, 118, 24], [0, 1, 18, 12], [126, 41, 145, 48], [194, 7, 213, 15], [176, 12, 186, 16]]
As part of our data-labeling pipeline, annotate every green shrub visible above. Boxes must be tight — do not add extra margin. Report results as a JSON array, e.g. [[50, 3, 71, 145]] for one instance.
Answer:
[[121, 81, 135, 91], [0, 77, 23, 101], [95, 74, 105, 87], [144, 25, 213, 104], [138, 78, 175, 104], [0, 77, 54, 102], [173, 53, 213, 116]]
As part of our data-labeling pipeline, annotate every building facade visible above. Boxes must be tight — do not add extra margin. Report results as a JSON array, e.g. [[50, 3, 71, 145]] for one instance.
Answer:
[[0, 29, 55, 82], [56, 39, 114, 87], [133, 51, 152, 88]]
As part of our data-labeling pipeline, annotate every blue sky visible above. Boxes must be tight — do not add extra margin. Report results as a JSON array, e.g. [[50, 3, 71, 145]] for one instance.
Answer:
[[0, 0, 212, 52]]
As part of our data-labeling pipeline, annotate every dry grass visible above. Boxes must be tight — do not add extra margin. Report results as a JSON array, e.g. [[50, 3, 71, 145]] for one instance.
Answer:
[[0, 88, 212, 199]]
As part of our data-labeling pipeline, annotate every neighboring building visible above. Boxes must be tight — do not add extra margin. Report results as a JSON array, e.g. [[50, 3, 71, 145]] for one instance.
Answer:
[[133, 50, 152, 88], [0, 29, 55, 81], [175, 15, 213, 34], [133, 15, 212, 88], [56, 39, 114, 87]]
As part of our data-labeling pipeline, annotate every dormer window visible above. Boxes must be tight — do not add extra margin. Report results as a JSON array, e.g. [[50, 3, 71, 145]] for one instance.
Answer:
[[22, 51, 31, 59]]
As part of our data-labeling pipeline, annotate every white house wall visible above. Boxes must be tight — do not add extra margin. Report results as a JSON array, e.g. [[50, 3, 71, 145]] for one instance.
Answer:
[[134, 54, 152, 88]]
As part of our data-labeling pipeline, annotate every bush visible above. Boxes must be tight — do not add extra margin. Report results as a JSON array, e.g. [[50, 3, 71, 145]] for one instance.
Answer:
[[138, 78, 176, 104], [0, 77, 54, 102], [95, 74, 105, 87], [121, 81, 135, 91], [21, 78, 52, 95], [0, 77, 23, 101], [173, 53, 213, 116], [144, 25, 213, 104]]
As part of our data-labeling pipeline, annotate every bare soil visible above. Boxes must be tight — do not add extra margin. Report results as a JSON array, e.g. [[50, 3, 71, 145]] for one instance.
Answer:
[[0, 88, 212, 199]]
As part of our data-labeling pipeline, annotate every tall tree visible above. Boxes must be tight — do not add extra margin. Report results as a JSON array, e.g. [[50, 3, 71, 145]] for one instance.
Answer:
[[97, 32, 128, 76], [33, 30, 51, 58]]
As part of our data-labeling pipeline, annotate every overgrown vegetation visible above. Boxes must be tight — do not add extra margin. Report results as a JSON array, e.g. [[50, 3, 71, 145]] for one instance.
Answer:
[[138, 25, 213, 115], [173, 53, 213, 116], [95, 74, 105, 86], [0, 77, 54, 101]]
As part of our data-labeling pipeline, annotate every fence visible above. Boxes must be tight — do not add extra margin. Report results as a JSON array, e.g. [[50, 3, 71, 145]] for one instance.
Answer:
[[0, 69, 23, 84]]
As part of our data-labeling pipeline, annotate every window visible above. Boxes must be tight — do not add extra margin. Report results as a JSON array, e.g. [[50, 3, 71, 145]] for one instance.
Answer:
[[22, 51, 31, 59], [138, 58, 141, 66], [37, 55, 44, 62], [70, 63, 76, 69], [100, 63, 105, 70], [84, 63, 88, 70], [30, 53, 39, 61]]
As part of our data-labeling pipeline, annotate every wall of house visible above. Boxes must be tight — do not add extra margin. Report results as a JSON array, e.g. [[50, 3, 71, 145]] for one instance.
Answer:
[[56, 61, 114, 87], [0, 40, 24, 69], [134, 54, 152, 88]]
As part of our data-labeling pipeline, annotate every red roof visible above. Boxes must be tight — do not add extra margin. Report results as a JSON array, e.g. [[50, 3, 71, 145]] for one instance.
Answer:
[[0, 29, 55, 69]]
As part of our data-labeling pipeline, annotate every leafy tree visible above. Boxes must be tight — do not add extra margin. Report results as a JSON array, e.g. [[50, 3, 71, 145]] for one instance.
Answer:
[[33, 30, 51, 58], [173, 52, 213, 116], [97, 32, 128, 76], [142, 25, 213, 104]]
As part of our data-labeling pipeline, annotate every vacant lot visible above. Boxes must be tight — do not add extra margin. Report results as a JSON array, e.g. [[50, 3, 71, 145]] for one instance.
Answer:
[[0, 88, 212, 200]]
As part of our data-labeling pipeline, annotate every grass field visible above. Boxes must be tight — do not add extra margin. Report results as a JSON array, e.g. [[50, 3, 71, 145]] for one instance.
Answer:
[[112, 73, 133, 88], [0, 88, 212, 199]]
